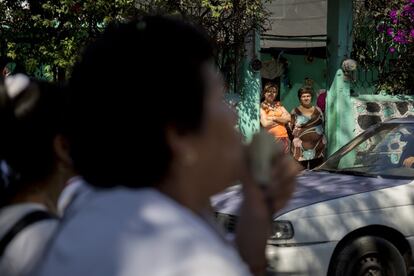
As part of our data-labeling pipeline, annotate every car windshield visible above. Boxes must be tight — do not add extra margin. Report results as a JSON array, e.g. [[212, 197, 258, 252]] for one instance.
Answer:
[[318, 123, 414, 179]]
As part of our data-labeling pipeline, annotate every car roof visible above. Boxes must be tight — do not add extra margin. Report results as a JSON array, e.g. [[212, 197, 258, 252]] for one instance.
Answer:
[[383, 116, 414, 124]]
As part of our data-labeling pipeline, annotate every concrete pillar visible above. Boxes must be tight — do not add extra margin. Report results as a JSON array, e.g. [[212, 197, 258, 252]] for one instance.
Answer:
[[327, 0, 353, 85], [237, 30, 261, 143], [325, 0, 354, 156], [326, 69, 354, 157]]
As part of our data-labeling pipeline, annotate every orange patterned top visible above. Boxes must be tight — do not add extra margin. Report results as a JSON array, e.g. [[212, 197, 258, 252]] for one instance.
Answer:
[[261, 102, 288, 138]]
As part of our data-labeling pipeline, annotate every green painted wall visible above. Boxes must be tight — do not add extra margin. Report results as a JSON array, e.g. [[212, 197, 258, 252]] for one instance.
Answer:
[[260, 53, 327, 113], [327, 0, 353, 85], [237, 32, 261, 143], [326, 69, 354, 157], [326, 68, 414, 158], [325, 0, 354, 157], [237, 66, 261, 143]]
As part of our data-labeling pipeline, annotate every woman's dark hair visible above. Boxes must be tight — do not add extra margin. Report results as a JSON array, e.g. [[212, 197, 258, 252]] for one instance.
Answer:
[[67, 16, 215, 188], [263, 83, 278, 94], [261, 83, 278, 103], [297, 86, 313, 99], [0, 76, 65, 205]]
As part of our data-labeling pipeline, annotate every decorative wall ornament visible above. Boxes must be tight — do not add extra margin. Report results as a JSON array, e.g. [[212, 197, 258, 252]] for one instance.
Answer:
[[260, 58, 284, 79], [304, 77, 314, 89], [250, 58, 262, 72], [352, 98, 414, 153], [342, 59, 357, 82]]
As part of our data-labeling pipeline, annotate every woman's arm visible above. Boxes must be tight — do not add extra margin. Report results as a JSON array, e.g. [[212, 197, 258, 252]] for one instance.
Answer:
[[236, 150, 299, 276], [272, 107, 291, 125], [288, 109, 296, 132], [260, 108, 276, 128]]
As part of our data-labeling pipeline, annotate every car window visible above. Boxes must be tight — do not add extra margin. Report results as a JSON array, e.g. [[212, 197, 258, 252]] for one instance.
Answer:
[[320, 123, 414, 178]]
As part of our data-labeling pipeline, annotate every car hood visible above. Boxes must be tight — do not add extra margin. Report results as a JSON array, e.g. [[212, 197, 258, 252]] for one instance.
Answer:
[[211, 170, 412, 218]]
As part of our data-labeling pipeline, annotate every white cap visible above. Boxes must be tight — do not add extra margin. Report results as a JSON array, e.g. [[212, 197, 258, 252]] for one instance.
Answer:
[[4, 74, 30, 99]]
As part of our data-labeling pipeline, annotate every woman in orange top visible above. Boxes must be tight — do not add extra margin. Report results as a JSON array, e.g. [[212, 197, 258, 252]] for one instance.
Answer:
[[260, 83, 291, 153]]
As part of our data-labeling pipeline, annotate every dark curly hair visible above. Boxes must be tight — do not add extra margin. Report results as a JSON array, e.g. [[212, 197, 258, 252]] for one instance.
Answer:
[[66, 16, 215, 188], [297, 86, 313, 99], [0, 76, 65, 205]]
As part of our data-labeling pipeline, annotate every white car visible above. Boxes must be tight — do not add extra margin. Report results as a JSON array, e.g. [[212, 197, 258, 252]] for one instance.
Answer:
[[212, 117, 414, 275]]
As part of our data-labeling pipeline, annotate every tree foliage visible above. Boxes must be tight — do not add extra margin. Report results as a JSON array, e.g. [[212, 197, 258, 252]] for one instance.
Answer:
[[0, 0, 137, 80], [136, 0, 270, 89], [0, 0, 270, 84], [352, 0, 414, 94]]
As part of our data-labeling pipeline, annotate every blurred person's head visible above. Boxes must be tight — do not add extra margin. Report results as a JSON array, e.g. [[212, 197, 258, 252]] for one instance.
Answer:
[[1, 62, 26, 78], [0, 74, 74, 213], [67, 16, 243, 212], [262, 83, 278, 104], [2, 63, 12, 78], [298, 86, 313, 108]]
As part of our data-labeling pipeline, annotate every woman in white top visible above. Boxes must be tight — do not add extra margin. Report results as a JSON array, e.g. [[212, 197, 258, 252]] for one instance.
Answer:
[[0, 75, 75, 276], [36, 16, 298, 276]]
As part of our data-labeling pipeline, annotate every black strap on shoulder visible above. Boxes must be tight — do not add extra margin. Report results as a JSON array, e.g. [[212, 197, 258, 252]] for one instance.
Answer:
[[0, 210, 57, 257]]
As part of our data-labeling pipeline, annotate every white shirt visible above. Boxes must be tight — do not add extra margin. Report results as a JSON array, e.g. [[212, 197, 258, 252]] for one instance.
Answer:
[[57, 176, 87, 216], [36, 188, 251, 276], [0, 203, 58, 276]]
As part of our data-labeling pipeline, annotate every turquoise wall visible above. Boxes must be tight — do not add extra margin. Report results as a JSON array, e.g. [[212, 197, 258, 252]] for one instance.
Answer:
[[327, 0, 353, 85], [326, 68, 414, 157], [237, 65, 261, 143], [237, 32, 261, 143], [326, 69, 354, 156], [260, 53, 327, 113]]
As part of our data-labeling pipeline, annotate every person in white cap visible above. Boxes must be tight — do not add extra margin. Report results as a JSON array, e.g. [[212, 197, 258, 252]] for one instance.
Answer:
[[0, 75, 75, 276]]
